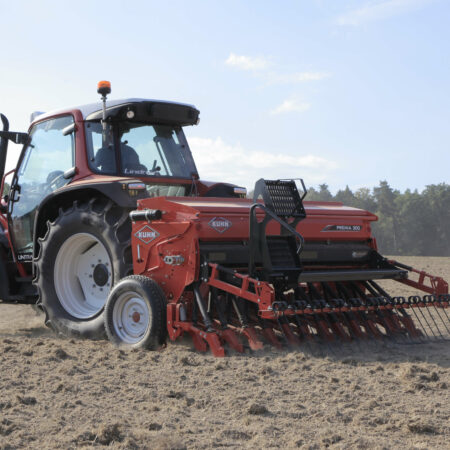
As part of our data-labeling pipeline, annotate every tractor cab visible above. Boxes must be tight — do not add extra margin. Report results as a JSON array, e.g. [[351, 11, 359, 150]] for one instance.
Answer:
[[83, 82, 200, 186], [82, 99, 199, 197]]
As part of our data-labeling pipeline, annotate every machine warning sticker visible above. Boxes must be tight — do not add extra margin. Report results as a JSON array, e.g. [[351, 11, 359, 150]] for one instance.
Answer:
[[134, 225, 160, 244], [208, 217, 232, 233], [322, 225, 362, 232]]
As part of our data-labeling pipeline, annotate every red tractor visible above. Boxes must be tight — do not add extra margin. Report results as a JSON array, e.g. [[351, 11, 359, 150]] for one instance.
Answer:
[[1, 82, 448, 353], [0, 81, 245, 338]]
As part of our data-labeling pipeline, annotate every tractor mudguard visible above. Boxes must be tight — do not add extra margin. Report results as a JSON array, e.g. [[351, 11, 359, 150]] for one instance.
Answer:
[[31, 181, 147, 260]]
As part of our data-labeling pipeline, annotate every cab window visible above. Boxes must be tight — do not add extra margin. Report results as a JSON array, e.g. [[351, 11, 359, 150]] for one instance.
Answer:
[[84, 121, 197, 178], [11, 115, 75, 254]]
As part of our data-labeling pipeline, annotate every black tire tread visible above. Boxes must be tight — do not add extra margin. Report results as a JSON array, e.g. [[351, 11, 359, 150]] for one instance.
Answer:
[[33, 197, 132, 339]]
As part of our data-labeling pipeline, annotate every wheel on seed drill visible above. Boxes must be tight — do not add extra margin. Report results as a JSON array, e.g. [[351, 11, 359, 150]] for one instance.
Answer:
[[104, 275, 167, 349]]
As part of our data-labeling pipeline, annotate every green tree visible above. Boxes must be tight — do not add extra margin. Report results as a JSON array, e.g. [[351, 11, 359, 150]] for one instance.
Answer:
[[304, 186, 321, 201], [315, 184, 333, 201], [372, 181, 400, 254], [354, 187, 377, 212], [395, 189, 427, 255], [304, 184, 334, 202], [421, 183, 450, 256], [335, 185, 357, 207]]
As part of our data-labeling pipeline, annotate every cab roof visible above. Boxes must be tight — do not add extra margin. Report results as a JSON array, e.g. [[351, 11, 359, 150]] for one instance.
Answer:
[[30, 98, 199, 126]]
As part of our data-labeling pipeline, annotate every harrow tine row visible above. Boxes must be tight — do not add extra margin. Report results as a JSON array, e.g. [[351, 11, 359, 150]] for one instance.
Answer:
[[164, 257, 449, 356], [187, 281, 450, 356]]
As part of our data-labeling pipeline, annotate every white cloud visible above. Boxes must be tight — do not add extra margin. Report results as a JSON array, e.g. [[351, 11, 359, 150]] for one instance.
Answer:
[[271, 99, 311, 115], [225, 53, 269, 71], [225, 54, 331, 88], [337, 0, 434, 26], [189, 136, 338, 189], [266, 71, 331, 84]]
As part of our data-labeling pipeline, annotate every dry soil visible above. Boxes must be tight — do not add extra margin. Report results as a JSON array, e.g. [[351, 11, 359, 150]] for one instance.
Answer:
[[1, 256, 449, 449]]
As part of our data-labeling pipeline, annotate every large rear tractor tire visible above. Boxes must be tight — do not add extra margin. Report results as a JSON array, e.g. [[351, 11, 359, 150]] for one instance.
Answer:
[[104, 275, 167, 349], [34, 198, 132, 338]]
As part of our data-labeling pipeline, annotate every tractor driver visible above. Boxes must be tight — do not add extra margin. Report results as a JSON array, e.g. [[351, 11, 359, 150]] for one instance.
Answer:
[[94, 129, 148, 175]]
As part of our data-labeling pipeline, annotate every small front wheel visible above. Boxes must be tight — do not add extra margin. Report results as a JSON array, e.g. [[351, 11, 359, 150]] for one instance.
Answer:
[[104, 275, 167, 349]]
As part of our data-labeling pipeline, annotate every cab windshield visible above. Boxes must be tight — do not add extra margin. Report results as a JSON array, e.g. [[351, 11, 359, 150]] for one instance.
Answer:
[[85, 121, 198, 178]]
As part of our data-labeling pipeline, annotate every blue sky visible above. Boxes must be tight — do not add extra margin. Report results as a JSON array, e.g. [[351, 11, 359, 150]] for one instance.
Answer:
[[1, 0, 449, 192]]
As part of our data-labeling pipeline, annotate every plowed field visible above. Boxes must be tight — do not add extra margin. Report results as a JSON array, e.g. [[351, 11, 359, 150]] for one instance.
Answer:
[[1, 257, 449, 449]]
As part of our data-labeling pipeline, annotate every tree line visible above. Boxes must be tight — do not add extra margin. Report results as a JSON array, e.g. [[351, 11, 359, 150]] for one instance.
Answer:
[[303, 181, 449, 256]]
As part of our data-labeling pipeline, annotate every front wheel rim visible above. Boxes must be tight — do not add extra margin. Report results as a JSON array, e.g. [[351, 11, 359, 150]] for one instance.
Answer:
[[54, 233, 112, 319], [112, 291, 151, 344]]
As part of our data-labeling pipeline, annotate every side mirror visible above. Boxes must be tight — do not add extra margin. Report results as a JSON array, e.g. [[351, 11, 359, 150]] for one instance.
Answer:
[[0, 130, 29, 145], [63, 167, 77, 179], [62, 123, 77, 136]]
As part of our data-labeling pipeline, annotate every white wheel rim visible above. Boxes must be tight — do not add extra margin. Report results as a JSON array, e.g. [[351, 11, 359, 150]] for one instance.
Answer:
[[112, 291, 151, 344], [54, 233, 112, 319]]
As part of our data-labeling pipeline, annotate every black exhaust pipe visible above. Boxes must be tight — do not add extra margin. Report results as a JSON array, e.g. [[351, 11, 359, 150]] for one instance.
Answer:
[[0, 114, 29, 192], [0, 114, 9, 185]]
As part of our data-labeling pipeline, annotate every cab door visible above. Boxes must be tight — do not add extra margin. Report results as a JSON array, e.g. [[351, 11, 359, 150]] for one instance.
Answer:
[[8, 115, 75, 267]]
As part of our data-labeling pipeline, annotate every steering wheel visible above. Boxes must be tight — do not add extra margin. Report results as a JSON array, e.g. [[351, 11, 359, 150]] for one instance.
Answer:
[[151, 160, 161, 171]]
